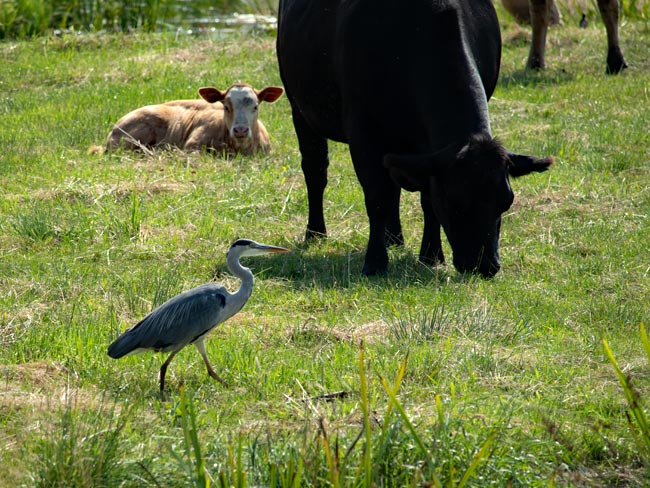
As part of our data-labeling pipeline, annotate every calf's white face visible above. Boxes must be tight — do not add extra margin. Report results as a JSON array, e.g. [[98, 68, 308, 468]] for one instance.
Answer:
[[198, 83, 284, 142], [224, 85, 260, 139]]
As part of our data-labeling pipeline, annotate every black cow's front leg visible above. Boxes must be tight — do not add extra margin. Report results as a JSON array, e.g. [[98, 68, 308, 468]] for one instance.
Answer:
[[292, 108, 329, 241], [361, 184, 398, 275], [349, 143, 399, 276], [419, 192, 445, 266]]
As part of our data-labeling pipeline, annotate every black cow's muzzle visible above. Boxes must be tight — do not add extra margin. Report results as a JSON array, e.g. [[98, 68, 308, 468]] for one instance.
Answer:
[[453, 253, 500, 278]]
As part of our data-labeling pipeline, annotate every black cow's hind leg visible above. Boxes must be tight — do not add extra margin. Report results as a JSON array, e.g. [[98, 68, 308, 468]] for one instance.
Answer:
[[292, 108, 329, 241], [419, 193, 445, 266], [385, 190, 404, 247]]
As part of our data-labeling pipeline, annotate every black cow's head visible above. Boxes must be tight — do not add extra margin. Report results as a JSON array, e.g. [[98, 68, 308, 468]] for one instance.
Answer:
[[384, 134, 552, 277]]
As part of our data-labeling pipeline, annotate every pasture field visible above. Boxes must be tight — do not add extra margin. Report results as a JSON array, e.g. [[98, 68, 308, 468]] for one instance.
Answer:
[[1, 12, 649, 487]]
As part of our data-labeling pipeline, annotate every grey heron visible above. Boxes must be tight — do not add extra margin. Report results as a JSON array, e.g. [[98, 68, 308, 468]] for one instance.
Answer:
[[107, 239, 290, 391]]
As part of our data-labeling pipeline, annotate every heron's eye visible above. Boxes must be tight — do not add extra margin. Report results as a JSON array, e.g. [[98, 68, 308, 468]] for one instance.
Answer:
[[253, 104, 259, 111], [224, 105, 230, 112]]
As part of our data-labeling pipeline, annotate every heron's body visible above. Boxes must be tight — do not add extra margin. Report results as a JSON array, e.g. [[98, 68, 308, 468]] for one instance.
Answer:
[[108, 239, 289, 391], [107, 282, 243, 356]]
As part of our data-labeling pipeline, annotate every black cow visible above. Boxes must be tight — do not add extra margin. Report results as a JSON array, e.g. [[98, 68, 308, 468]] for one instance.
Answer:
[[277, 0, 553, 277]]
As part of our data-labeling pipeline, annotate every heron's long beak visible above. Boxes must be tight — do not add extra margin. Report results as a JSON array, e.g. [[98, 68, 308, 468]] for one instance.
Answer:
[[257, 244, 291, 254]]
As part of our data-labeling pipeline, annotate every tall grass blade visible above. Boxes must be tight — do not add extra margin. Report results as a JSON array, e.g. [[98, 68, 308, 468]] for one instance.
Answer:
[[640, 323, 650, 362], [174, 386, 211, 488], [319, 418, 339, 487], [358, 344, 373, 487], [603, 332, 650, 459], [380, 360, 442, 488], [456, 431, 496, 488]]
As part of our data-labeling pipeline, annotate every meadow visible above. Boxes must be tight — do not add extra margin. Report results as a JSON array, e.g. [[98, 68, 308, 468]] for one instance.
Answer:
[[1, 7, 649, 487]]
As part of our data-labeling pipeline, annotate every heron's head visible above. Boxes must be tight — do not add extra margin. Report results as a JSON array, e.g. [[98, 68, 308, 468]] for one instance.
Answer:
[[228, 239, 291, 259]]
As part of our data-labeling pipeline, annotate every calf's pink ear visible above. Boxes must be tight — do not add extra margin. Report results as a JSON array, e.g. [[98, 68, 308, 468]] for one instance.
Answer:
[[198, 87, 226, 103], [256, 86, 284, 103]]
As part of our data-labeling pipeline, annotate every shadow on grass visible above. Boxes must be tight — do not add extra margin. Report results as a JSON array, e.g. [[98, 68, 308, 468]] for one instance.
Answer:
[[212, 240, 479, 291], [499, 68, 575, 88]]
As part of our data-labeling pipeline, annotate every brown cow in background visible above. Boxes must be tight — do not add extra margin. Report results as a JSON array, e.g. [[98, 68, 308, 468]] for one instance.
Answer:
[[501, 0, 627, 74]]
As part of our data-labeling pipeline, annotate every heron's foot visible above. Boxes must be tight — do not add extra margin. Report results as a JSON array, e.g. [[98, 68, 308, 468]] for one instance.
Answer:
[[208, 369, 229, 388]]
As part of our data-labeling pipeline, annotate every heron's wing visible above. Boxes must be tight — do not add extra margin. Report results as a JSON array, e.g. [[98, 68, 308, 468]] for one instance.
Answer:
[[107, 283, 229, 358]]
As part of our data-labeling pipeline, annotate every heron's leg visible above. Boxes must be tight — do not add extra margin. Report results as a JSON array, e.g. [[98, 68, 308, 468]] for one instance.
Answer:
[[160, 349, 180, 392], [194, 339, 228, 387]]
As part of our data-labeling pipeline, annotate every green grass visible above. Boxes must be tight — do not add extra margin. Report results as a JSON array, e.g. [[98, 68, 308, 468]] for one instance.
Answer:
[[1, 11, 650, 487]]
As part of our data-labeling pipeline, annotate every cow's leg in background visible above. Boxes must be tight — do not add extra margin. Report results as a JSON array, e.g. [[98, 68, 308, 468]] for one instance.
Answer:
[[527, 0, 552, 70], [597, 0, 627, 74], [419, 193, 445, 267], [292, 109, 330, 241], [527, 0, 626, 73]]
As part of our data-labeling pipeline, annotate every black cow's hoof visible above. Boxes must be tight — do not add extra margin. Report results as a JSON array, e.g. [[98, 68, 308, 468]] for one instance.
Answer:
[[362, 257, 389, 276], [362, 265, 388, 277], [419, 254, 444, 267], [385, 231, 404, 247], [305, 229, 326, 241]]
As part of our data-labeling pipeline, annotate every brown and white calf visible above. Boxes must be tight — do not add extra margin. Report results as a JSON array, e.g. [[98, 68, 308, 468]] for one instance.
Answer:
[[103, 83, 284, 155]]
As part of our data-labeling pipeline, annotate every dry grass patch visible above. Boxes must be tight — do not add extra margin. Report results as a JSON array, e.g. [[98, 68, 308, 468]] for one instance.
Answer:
[[288, 317, 390, 347]]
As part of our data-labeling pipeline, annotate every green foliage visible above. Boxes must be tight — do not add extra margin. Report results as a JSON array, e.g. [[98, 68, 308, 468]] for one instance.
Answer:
[[31, 399, 132, 487], [0, 0, 280, 39], [172, 386, 212, 488]]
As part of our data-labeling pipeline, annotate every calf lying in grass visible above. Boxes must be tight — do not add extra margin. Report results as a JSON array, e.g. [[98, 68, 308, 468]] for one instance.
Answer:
[[95, 83, 284, 155]]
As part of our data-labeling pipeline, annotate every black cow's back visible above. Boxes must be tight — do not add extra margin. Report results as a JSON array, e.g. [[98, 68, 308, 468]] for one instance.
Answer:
[[277, 0, 501, 151]]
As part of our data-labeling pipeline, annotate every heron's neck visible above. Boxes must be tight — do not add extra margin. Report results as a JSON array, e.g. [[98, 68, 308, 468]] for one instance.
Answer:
[[227, 252, 255, 309]]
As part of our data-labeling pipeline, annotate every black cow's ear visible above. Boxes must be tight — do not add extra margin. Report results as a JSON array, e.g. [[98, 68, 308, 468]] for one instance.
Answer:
[[508, 153, 554, 177], [198, 87, 226, 103], [383, 154, 439, 192]]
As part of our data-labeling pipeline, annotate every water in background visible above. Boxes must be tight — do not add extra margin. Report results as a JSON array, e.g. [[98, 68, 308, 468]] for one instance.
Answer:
[[1, 0, 279, 39]]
